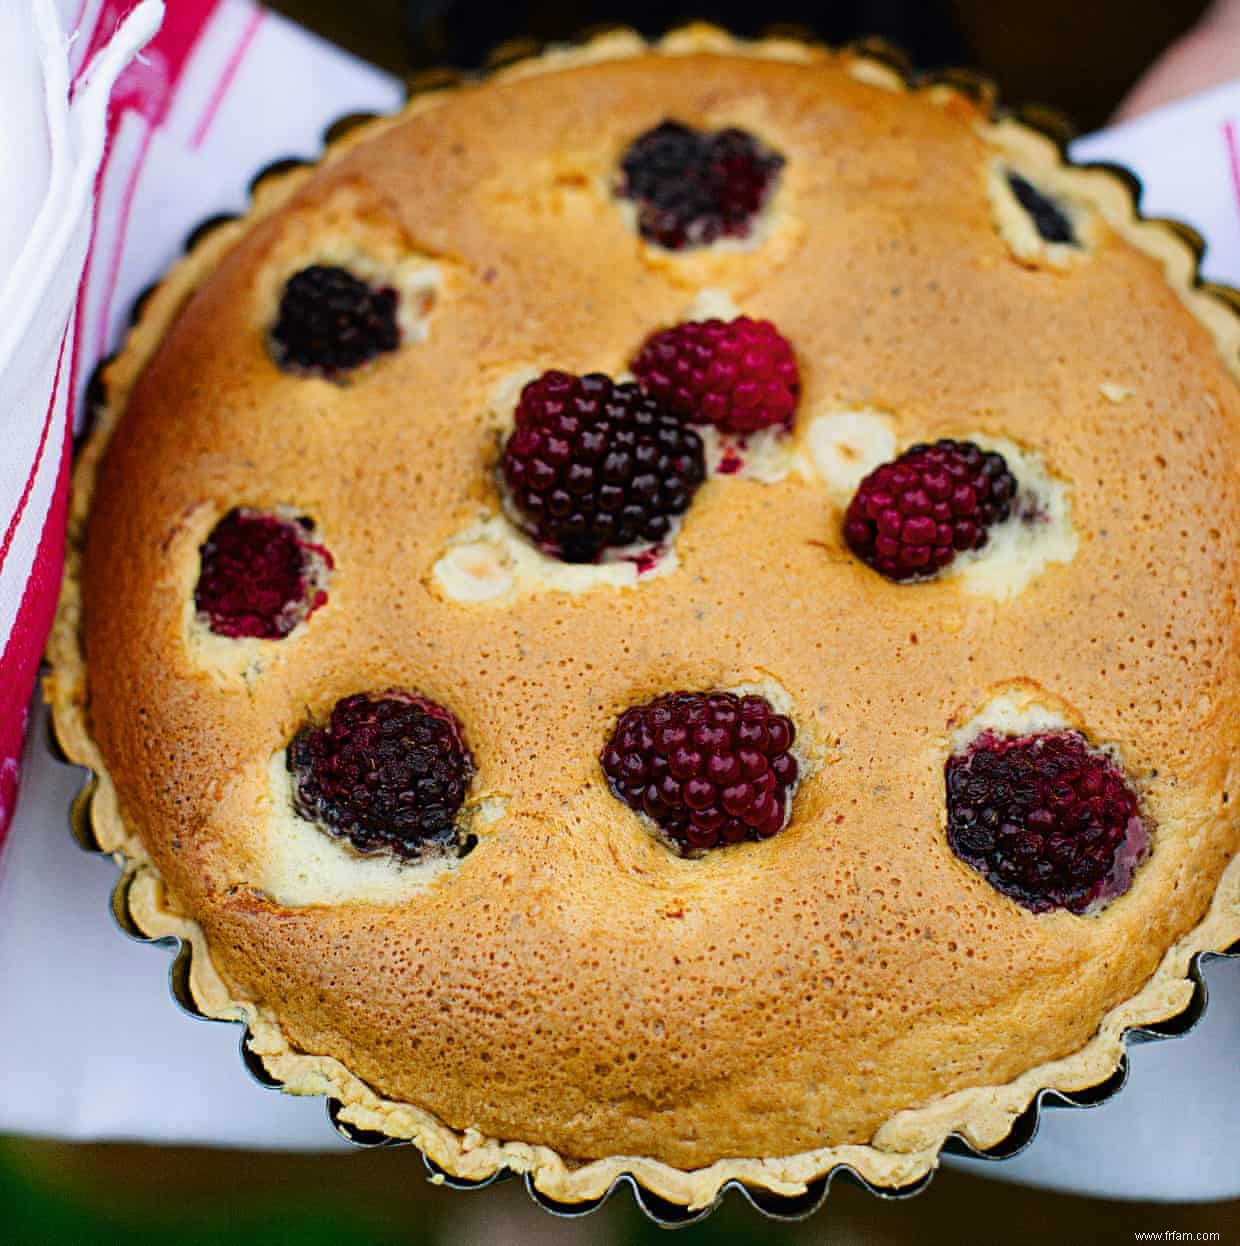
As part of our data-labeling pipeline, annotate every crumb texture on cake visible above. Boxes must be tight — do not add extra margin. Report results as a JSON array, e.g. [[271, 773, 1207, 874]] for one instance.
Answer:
[[48, 26, 1240, 1201]]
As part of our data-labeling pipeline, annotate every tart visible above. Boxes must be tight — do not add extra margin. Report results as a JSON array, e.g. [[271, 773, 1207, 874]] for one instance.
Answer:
[[47, 25, 1240, 1213]]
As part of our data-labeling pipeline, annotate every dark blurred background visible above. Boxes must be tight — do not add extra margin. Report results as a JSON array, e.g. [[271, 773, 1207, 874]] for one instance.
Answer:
[[7, 1, 1238, 1243], [269, 0, 1211, 129]]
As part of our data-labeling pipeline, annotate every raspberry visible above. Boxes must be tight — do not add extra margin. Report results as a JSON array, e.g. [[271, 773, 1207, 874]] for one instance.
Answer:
[[631, 317, 800, 435], [616, 121, 785, 250], [500, 371, 705, 564], [946, 730, 1145, 914], [601, 691, 799, 855], [194, 508, 332, 639], [843, 440, 1017, 582], [270, 264, 399, 376], [1006, 172, 1076, 246], [288, 691, 474, 860]]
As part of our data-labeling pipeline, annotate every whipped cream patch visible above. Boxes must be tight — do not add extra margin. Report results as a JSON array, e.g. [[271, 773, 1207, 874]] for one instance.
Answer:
[[949, 437, 1078, 600], [700, 424, 797, 483], [432, 515, 678, 605], [805, 409, 897, 505], [390, 260, 441, 343], [950, 688, 1072, 753], [1099, 381, 1132, 404], [185, 614, 269, 687], [474, 796, 508, 825], [683, 287, 741, 321], [432, 530, 517, 603]]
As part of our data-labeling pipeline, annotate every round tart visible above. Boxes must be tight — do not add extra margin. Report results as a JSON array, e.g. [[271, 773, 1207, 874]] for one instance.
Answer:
[[47, 25, 1240, 1212]]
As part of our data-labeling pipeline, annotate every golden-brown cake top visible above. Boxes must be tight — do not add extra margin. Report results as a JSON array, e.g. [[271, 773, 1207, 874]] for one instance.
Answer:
[[49, 26, 1240, 1209]]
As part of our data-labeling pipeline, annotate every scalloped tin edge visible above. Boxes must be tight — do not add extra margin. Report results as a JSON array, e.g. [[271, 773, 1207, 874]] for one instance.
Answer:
[[74, 832, 1234, 1227], [43, 20, 1240, 1227]]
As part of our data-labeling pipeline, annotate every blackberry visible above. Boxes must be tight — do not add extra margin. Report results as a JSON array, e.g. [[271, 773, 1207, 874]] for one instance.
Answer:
[[631, 316, 800, 435], [843, 439, 1017, 582], [601, 691, 799, 854], [1006, 172, 1076, 246], [616, 120, 785, 250], [194, 508, 332, 639], [270, 264, 399, 376], [946, 730, 1145, 914], [288, 691, 474, 860], [500, 370, 705, 563]]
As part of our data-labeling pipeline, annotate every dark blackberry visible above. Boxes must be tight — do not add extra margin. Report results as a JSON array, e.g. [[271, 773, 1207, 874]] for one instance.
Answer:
[[270, 264, 399, 376], [601, 691, 799, 854], [500, 370, 705, 563], [288, 691, 474, 860], [1006, 172, 1076, 246], [194, 508, 332, 639], [616, 120, 785, 250], [946, 730, 1145, 914], [843, 439, 1017, 582]]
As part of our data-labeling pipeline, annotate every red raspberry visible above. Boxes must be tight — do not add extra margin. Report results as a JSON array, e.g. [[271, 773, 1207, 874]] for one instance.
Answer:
[[194, 508, 332, 639], [601, 691, 799, 855], [843, 439, 1017, 582], [616, 121, 784, 250], [946, 731, 1145, 914], [270, 264, 399, 376], [631, 317, 801, 435], [287, 691, 474, 860], [500, 371, 705, 564]]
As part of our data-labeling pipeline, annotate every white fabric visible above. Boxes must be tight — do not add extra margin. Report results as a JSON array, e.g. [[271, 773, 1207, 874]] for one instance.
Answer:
[[0, 0, 160, 663]]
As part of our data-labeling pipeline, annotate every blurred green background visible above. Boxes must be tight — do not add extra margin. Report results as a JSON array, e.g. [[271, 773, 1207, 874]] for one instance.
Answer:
[[4, 1135, 1238, 1243], [9, 1, 1239, 1241]]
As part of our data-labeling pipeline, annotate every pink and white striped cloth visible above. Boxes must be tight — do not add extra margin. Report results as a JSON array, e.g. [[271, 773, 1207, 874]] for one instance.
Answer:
[[0, 0, 161, 845], [0, 0, 401, 850]]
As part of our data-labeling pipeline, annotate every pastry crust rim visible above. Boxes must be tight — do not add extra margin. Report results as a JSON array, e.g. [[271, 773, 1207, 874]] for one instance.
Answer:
[[43, 22, 1240, 1215]]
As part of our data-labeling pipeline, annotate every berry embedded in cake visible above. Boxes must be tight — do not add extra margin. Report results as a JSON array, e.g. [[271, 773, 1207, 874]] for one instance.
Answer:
[[631, 316, 800, 434], [601, 691, 799, 853], [615, 120, 785, 250], [287, 691, 474, 860], [269, 264, 400, 376], [500, 370, 706, 563], [194, 508, 332, 639], [1005, 172, 1077, 246], [843, 439, 1017, 582], [946, 730, 1147, 914]]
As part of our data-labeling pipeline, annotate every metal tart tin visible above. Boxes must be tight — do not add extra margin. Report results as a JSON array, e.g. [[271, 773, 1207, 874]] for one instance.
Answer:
[[51, 26, 1240, 1226]]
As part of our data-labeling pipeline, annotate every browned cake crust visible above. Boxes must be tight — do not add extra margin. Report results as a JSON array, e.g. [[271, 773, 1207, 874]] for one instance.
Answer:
[[47, 27, 1240, 1208]]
